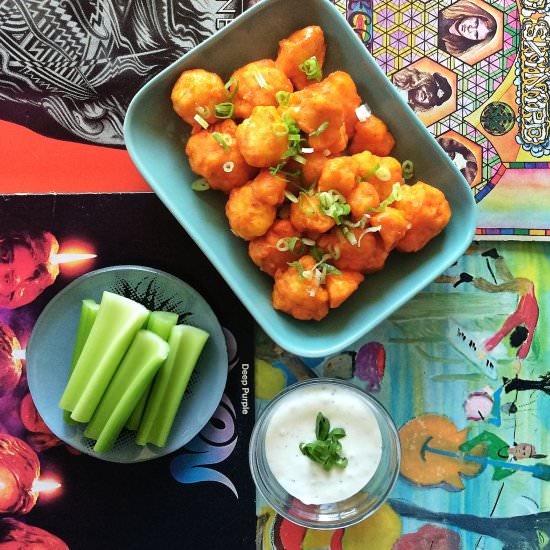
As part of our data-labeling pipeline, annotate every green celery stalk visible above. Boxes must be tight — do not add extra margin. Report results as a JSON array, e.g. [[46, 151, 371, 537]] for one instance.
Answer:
[[136, 324, 209, 448], [59, 291, 150, 422], [84, 330, 169, 451], [125, 311, 179, 431], [63, 299, 100, 425]]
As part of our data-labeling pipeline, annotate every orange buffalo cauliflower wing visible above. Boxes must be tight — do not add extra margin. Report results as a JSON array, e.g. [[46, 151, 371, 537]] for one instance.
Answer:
[[349, 115, 395, 156], [249, 219, 302, 277], [370, 207, 411, 251], [171, 69, 226, 129], [394, 182, 451, 252], [236, 106, 289, 167], [230, 59, 293, 119], [318, 228, 389, 274], [347, 181, 380, 220], [290, 192, 335, 235], [226, 170, 287, 240], [363, 156, 404, 201], [318, 156, 358, 198], [301, 151, 337, 187], [185, 120, 257, 193], [326, 270, 364, 308], [286, 91, 347, 154], [272, 256, 329, 321], [276, 26, 326, 90]]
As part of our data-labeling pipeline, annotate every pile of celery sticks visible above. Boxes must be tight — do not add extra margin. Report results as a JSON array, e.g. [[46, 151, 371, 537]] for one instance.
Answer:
[[59, 291, 209, 453]]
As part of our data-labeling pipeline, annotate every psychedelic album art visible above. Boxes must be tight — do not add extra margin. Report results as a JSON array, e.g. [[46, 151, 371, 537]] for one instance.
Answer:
[[256, 241, 550, 550], [0, 195, 256, 549]]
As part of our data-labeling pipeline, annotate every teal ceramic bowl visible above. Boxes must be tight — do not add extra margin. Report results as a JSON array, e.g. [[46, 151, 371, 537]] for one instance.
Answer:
[[124, 0, 476, 358]]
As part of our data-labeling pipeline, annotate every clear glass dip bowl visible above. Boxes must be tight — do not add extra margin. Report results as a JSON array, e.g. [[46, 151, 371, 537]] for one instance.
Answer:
[[249, 378, 401, 529]]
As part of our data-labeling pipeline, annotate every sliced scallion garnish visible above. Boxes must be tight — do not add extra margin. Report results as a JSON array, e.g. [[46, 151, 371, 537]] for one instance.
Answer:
[[318, 190, 351, 224], [193, 114, 209, 129], [402, 160, 414, 180], [309, 121, 329, 137], [196, 105, 211, 118], [223, 161, 234, 173], [253, 68, 268, 89], [191, 178, 210, 191], [375, 165, 391, 181], [272, 122, 289, 136], [215, 102, 235, 119], [298, 56, 323, 82], [224, 77, 239, 100], [276, 90, 291, 106], [212, 132, 230, 152], [284, 190, 299, 203], [366, 182, 402, 213]]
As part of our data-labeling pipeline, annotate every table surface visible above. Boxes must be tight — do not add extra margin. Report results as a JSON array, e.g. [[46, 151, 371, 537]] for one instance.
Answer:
[[0, 1, 549, 549]]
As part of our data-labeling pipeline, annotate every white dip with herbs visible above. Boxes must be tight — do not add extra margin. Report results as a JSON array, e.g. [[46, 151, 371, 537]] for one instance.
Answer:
[[264, 383, 382, 505]]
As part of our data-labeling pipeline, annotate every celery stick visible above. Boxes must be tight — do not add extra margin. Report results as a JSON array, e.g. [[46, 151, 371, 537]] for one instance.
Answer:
[[63, 300, 100, 425], [125, 311, 178, 431], [147, 311, 179, 340], [137, 324, 209, 448], [84, 330, 169, 451], [59, 291, 149, 422]]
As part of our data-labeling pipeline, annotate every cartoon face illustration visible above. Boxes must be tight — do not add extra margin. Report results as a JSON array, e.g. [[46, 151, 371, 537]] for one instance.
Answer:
[[392, 68, 452, 113], [510, 442, 537, 460], [438, 0, 499, 60], [0, 231, 59, 309]]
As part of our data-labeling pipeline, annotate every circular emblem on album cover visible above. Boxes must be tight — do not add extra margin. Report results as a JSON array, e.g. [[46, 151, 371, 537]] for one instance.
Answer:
[[480, 101, 516, 136]]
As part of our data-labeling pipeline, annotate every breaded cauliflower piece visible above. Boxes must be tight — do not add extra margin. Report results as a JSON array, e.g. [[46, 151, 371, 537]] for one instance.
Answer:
[[301, 151, 337, 187], [290, 192, 335, 234], [230, 59, 293, 119], [249, 219, 302, 277], [185, 120, 257, 193], [226, 170, 287, 240], [236, 106, 289, 167], [171, 69, 226, 128], [356, 153, 404, 201], [326, 270, 364, 308], [349, 115, 396, 156], [318, 228, 389, 274], [347, 181, 380, 220], [394, 182, 451, 252], [276, 26, 326, 90], [272, 255, 329, 321], [317, 71, 362, 137], [370, 207, 411, 251], [318, 156, 358, 198], [286, 91, 347, 154]]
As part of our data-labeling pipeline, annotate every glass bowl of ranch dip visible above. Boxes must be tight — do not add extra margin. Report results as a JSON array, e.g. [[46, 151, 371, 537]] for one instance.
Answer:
[[249, 378, 400, 529]]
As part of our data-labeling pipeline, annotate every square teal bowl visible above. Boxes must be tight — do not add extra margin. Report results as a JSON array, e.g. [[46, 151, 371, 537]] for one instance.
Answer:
[[124, 0, 476, 358]]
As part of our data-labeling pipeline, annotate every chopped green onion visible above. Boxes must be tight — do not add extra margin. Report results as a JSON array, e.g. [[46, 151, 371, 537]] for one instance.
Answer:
[[276, 90, 291, 106], [196, 105, 211, 118], [402, 159, 414, 180], [284, 190, 299, 203], [342, 226, 357, 245], [223, 161, 234, 173], [224, 77, 239, 100], [212, 132, 230, 152], [276, 237, 306, 255], [301, 238, 316, 246], [357, 224, 382, 247], [272, 122, 289, 136], [294, 155, 306, 165], [375, 165, 391, 181], [288, 260, 305, 278], [191, 178, 210, 191], [309, 121, 329, 137], [298, 56, 323, 82], [193, 114, 209, 129], [215, 102, 234, 119], [253, 68, 268, 89], [318, 190, 351, 224], [360, 163, 380, 180], [367, 182, 402, 213]]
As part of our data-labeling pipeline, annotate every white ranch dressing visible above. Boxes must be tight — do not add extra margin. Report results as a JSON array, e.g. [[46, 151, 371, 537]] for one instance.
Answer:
[[265, 383, 382, 505]]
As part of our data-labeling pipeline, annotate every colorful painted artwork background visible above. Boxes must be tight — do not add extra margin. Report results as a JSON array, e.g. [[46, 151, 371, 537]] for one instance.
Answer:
[[256, 241, 550, 549]]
